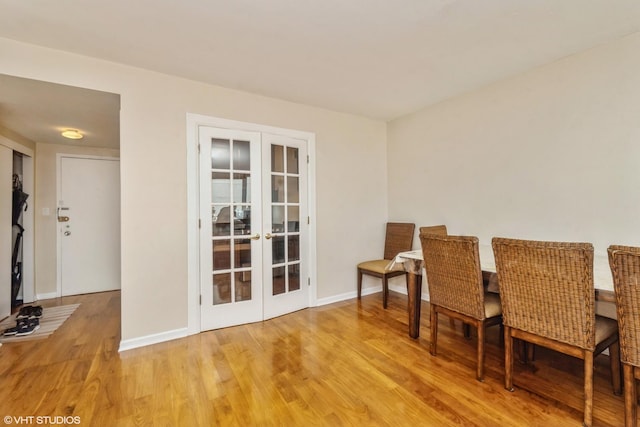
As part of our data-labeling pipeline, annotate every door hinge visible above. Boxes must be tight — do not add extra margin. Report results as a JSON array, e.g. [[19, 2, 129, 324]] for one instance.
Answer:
[[198, 143, 201, 154], [307, 154, 309, 164], [198, 219, 201, 229], [308, 277, 311, 287], [307, 216, 310, 225], [199, 295, 202, 305]]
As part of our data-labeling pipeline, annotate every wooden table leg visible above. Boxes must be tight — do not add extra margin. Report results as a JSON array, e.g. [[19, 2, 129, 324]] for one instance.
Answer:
[[407, 272, 423, 339]]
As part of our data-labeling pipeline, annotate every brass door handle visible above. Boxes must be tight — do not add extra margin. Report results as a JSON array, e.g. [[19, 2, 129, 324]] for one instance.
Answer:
[[250, 233, 260, 240], [265, 233, 272, 240]]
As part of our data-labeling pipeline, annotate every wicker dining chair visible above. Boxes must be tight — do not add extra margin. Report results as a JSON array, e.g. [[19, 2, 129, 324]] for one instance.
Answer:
[[608, 245, 640, 427], [492, 237, 621, 427], [420, 233, 502, 381], [357, 222, 415, 308], [419, 224, 447, 237]]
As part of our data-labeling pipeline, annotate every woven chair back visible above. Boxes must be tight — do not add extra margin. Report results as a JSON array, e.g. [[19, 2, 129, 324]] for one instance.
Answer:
[[492, 237, 595, 350], [609, 245, 640, 366], [383, 223, 415, 260], [419, 225, 447, 236], [420, 234, 485, 320]]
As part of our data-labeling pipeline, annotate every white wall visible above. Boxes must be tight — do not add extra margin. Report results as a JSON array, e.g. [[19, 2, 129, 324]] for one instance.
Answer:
[[388, 32, 640, 258], [0, 37, 387, 342]]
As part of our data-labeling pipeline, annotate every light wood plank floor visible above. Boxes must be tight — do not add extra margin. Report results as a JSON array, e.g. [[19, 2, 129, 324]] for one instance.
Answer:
[[0, 291, 627, 426]]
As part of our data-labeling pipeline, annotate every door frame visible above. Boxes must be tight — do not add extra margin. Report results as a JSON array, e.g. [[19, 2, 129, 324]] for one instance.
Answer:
[[186, 113, 317, 335], [0, 137, 34, 306], [55, 154, 121, 297]]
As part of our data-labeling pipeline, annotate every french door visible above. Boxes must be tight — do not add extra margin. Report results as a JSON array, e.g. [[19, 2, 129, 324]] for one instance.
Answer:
[[262, 133, 309, 320], [199, 127, 309, 330]]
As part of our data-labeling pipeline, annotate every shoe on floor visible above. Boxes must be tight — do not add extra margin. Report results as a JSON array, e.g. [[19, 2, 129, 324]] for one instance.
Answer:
[[3, 318, 30, 336], [15, 318, 40, 336], [3, 325, 19, 336], [16, 305, 43, 319], [16, 306, 31, 319], [29, 306, 43, 319]]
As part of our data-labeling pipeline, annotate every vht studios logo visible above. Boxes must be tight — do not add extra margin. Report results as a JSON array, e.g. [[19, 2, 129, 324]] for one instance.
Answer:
[[4, 415, 81, 425]]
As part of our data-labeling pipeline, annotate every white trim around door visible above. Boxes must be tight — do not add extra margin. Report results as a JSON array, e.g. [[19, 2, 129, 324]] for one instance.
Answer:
[[186, 113, 317, 336]]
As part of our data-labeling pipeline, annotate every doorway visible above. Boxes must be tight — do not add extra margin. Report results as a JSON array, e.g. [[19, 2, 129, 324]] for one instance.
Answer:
[[187, 114, 317, 333], [0, 74, 121, 302]]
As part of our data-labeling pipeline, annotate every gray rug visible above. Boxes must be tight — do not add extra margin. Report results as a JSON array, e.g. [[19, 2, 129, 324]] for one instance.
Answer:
[[0, 304, 80, 343]]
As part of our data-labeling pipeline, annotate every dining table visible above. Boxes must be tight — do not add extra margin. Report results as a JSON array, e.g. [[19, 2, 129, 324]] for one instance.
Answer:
[[389, 244, 615, 339]]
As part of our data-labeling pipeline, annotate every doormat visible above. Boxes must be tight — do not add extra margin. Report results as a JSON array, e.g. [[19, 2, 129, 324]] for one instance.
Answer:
[[0, 304, 80, 343]]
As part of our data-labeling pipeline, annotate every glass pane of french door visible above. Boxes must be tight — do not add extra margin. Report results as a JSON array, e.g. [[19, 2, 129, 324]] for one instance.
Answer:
[[200, 127, 263, 330], [262, 133, 308, 320], [270, 144, 300, 295]]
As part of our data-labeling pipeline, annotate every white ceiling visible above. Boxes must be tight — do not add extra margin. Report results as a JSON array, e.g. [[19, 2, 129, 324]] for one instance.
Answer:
[[0, 74, 120, 149], [0, 0, 639, 147]]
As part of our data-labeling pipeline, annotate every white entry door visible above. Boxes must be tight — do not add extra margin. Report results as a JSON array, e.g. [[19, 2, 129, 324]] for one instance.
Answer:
[[58, 156, 121, 296], [199, 127, 309, 330]]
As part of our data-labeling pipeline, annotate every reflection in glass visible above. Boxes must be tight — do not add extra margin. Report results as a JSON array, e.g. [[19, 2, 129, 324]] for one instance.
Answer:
[[287, 147, 299, 174], [233, 173, 251, 203], [272, 206, 285, 233], [272, 236, 285, 264], [212, 240, 231, 270], [271, 145, 284, 173], [233, 140, 250, 170], [234, 238, 251, 268], [213, 205, 232, 237], [287, 206, 299, 232], [211, 172, 231, 204], [231, 207, 248, 236], [213, 273, 231, 305], [273, 266, 285, 295], [211, 205, 218, 230], [288, 264, 300, 291], [235, 272, 251, 301], [211, 138, 230, 169], [288, 236, 300, 261], [234, 205, 251, 235], [271, 175, 285, 202], [287, 177, 299, 203]]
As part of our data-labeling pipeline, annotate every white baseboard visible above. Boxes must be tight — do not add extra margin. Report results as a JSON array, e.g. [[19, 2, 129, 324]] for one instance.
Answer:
[[119, 327, 188, 352], [360, 286, 382, 296], [388, 284, 430, 301], [315, 285, 381, 306], [315, 285, 431, 307], [36, 292, 59, 301], [388, 284, 408, 296]]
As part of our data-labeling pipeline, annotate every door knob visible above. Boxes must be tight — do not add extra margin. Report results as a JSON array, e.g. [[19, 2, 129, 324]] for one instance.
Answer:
[[64, 231, 71, 236], [265, 233, 272, 240], [250, 233, 260, 240]]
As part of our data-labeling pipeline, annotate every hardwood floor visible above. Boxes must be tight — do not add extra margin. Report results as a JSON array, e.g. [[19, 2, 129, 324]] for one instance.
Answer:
[[0, 291, 627, 426]]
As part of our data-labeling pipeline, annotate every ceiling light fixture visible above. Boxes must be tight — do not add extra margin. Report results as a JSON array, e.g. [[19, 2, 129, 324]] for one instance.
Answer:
[[61, 129, 83, 140]]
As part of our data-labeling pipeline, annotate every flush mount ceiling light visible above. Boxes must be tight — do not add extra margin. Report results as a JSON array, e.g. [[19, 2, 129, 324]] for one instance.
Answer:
[[61, 129, 83, 140]]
